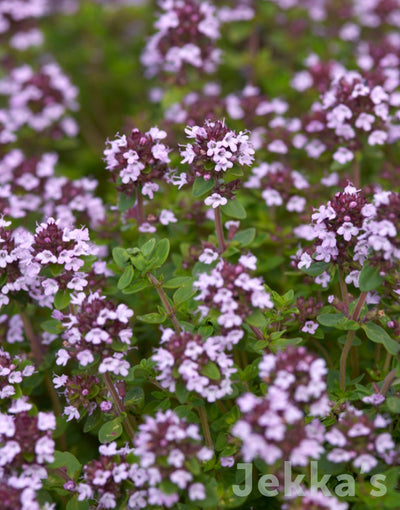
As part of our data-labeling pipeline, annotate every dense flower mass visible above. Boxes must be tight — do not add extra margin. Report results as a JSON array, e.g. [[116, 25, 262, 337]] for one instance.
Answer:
[[325, 404, 399, 472], [296, 183, 368, 267], [232, 347, 329, 471], [75, 411, 212, 509], [153, 327, 236, 401], [194, 257, 273, 333], [0, 397, 56, 510], [141, 0, 221, 81], [0, 0, 47, 50], [298, 68, 400, 164], [178, 119, 254, 202], [0, 63, 79, 138], [104, 127, 170, 192], [245, 161, 309, 213], [56, 291, 134, 374]]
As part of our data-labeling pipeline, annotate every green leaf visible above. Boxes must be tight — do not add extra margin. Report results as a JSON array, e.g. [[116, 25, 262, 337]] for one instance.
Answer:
[[201, 362, 221, 380], [98, 417, 123, 444], [173, 284, 196, 305], [140, 238, 156, 257], [317, 313, 346, 328], [49, 451, 81, 478], [221, 199, 247, 219], [49, 263, 64, 277], [122, 279, 150, 294], [164, 276, 193, 288], [125, 387, 145, 409], [118, 191, 136, 212], [301, 261, 329, 276], [130, 252, 147, 271], [83, 409, 102, 433], [54, 290, 71, 311], [233, 228, 256, 246], [112, 247, 129, 267], [117, 265, 134, 290], [137, 312, 166, 324], [66, 496, 89, 510], [359, 263, 384, 292], [387, 397, 400, 414], [41, 319, 63, 335], [192, 177, 215, 198], [246, 309, 266, 329], [150, 239, 170, 269], [175, 382, 189, 404], [317, 313, 359, 331], [362, 323, 399, 356]]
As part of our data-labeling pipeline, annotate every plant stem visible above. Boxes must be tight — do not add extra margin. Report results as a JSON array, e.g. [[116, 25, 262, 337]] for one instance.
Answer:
[[353, 159, 360, 188], [20, 310, 67, 449], [309, 338, 334, 369], [44, 373, 67, 450], [102, 372, 135, 443], [148, 273, 181, 333], [381, 369, 397, 396], [198, 405, 213, 448], [337, 268, 349, 311], [20, 310, 43, 365], [351, 347, 359, 378], [383, 352, 392, 374], [214, 206, 226, 252], [250, 325, 264, 339], [136, 188, 145, 225], [339, 291, 368, 391]]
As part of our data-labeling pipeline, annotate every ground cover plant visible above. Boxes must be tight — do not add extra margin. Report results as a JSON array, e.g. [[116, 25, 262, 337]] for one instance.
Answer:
[[1, 0, 400, 508]]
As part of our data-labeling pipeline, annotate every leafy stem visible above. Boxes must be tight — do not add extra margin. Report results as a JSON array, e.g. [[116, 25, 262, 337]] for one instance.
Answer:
[[214, 206, 226, 252], [198, 405, 213, 449], [102, 372, 135, 443], [339, 291, 368, 391], [148, 273, 181, 333]]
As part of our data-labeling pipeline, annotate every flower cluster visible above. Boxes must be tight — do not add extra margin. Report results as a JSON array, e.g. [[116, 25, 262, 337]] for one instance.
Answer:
[[52, 373, 111, 422], [75, 411, 212, 509], [0, 314, 25, 344], [232, 346, 329, 472], [179, 119, 254, 202], [141, 0, 221, 81], [325, 404, 399, 472], [152, 328, 236, 402], [215, 0, 254, 23], [31, 217, 92, 296], [299, 68, 400, 164], [104, 127, 170, 192], [358, 189, 400, 267], [0, 150, 105, 227], [194, 256, 273, 333], [0, 398, 56, 510], [291, 55, 345, 94], [56, 291, 134, 375], [296, 184, 400, 288], [164, 84, 288, 143], [245, 161, 309, 213], [0, 218, 33, 309], [0, 0, 47, 50], [296, 183, 367, 268], [0, 349, 35, 400], [104, 126, 176, 230], [225, 85, 288, 128], [0, 63, 79, 138]]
